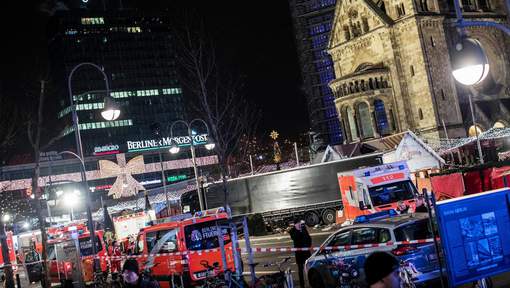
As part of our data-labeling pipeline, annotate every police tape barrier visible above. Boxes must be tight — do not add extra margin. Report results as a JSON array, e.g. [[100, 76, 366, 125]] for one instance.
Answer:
[[78, 238, 437, 261], [0, 238, 438, 268], [0, 260, 45, 268]]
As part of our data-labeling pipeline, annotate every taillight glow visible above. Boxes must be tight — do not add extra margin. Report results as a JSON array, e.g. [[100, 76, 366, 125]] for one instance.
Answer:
[[392, 245, 418, 256]]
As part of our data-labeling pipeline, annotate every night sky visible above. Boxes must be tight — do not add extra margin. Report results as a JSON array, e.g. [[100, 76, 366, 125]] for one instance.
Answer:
[[1, 1, 309, 146]]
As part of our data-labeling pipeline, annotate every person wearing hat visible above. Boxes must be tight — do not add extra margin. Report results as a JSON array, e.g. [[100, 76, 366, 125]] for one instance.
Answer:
[[289, 218, 312, 288], [122, 259, 160, 288], [364, 251, 401, 288]]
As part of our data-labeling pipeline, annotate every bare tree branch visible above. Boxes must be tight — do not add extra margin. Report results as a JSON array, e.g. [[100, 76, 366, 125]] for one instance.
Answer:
[[176, 23, 260, 206], [23, 77, 64, 288]]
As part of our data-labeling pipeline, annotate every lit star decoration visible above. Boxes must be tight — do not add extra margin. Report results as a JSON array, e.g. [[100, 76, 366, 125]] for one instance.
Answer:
[[270, 130, 279, 140], [270, 130, 282, 164]]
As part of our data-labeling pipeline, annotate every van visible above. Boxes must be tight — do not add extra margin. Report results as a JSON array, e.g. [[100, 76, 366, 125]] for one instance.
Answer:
[[135, 211, 235, 288], [47, 226, 108, 285]]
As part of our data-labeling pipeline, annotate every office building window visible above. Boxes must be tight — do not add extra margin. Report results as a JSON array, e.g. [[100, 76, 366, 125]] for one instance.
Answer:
[[81, 17, 105, 25]]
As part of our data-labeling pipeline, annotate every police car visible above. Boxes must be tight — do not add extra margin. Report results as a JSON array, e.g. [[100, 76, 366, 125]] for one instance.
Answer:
[[305, 211, 441, 287]]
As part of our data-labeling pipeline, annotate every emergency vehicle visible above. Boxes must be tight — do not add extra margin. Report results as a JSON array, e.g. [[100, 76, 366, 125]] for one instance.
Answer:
[[113, 210, 152, 240], [112, 210, 152, 253], [134, 208, 235, 288], [337, 161, 418, 224], [0, 231, 17, 274], [46, 224, 109, 284]]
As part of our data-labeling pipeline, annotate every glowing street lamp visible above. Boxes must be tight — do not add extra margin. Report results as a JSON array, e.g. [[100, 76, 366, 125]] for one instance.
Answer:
[[450, 37, 488, 164], [67, 62, 119, 275], [451, 37, 490, 86], [100, 96, 121, 121], [204, 143, 216, 150], [63, 190, 80, 221], [169, 144, 180, 154], [2, 214, 10, 223], [168, 119, 213, 211]]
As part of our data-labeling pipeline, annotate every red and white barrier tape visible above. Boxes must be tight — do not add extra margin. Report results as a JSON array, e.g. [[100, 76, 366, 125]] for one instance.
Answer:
[[79, 238, 436, 260], [0, 238, 437, 268]]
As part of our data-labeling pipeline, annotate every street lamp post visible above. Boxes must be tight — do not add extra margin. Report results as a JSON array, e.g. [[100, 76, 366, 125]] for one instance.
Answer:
[[450, 16, 497, 164], [468, 89, 485, 164], [168, 119, 215, 211], [447, 4, 510, 287], [56, 152, 88, 287], [151, 123, 171, 216], [67, 62, 120, 276], [158, 150, 171, 215], [449, 0, 510, 164]]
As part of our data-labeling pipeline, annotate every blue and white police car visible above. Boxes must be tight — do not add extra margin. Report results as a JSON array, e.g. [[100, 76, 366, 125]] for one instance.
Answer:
[[305, 211, 441, 288]]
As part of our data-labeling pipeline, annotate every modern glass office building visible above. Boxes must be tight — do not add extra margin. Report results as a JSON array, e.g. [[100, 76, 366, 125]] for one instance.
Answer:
[[48, 6, 185, 155]]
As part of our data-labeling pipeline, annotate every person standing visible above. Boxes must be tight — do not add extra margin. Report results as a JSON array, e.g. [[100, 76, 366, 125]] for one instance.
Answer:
[[109, 241, 122, 280], [414, 195, 428, 213], [289, 219, 312, 288]]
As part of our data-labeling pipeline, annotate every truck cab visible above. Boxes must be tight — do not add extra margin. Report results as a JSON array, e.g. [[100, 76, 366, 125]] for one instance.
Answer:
[[338, 161, 417, 224], [134, 209, 235, 288]]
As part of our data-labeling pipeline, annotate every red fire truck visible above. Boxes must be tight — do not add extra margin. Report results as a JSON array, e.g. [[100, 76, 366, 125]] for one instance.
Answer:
[[337, 161, 418, 224], [0, 231, 17, 275], [134, 209, 235, 288], [46, 224, 108, 284]]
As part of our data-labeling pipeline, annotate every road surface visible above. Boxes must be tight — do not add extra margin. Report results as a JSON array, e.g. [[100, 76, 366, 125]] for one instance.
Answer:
[[239, 227, 332, 287]]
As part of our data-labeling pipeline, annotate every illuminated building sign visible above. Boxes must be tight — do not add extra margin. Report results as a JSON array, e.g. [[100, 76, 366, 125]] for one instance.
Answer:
[[127, 134, 208, 152], [91, 184, 113, 191], [94, 145, 120, 156], [140, 179, 162, 186], [167, 175, 188, 183]]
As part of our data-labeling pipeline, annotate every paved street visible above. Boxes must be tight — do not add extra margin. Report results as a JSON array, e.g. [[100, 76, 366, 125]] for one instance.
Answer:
[[239, 228, 332, 287]]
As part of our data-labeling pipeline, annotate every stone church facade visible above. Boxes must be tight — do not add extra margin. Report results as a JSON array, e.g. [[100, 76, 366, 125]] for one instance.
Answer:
[[327, 0, 510, 143]]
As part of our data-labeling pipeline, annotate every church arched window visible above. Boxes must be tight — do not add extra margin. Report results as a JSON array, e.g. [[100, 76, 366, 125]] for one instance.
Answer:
[[357, 102, 375, 138], [374, 99, 390, 135]]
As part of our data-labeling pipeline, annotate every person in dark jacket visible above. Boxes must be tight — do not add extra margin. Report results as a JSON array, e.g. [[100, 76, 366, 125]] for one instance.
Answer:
[[289, 218, 312, 288], [414, 195, 428, 213], [122, 259, 160, 288]]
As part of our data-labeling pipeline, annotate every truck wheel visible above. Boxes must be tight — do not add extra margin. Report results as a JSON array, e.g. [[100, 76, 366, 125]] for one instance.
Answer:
[[305, 212, 320, 227], [321, 209, 336, 225]]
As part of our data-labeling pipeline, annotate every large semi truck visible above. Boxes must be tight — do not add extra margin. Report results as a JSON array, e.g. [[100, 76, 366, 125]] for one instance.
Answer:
[[180, 153, 382, 228]]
